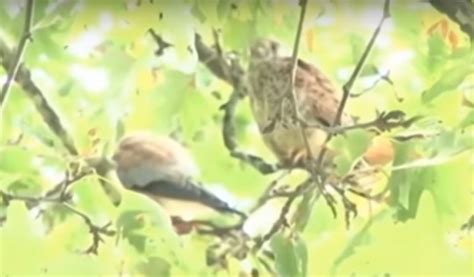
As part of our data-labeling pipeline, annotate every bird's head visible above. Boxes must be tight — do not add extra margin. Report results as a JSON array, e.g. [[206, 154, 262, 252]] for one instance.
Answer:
[[250, 38, 280, 62]]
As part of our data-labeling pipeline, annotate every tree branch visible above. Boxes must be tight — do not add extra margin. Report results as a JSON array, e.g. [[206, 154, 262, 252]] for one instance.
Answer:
[[61, 203, 115, 254], [0, 169, 115, 254], [0, 38, 79, 155], [193, 33, 280, 174], [287, 0, 313, 162], [304, 110, 422, 135], [194, 33, 238, 85], [315, 0, 391, 168], [0, 0, 35, 115]]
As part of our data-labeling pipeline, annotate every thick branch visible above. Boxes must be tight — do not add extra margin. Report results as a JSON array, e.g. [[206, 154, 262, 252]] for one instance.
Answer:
[[0, 38, 78, 155], [194, 33, 240, 85], [0, 0, 35, 115], [194, 33, 280, 174]]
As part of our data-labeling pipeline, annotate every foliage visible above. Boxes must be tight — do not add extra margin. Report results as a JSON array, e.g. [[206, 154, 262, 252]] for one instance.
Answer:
[[0, 0, 472, 276]]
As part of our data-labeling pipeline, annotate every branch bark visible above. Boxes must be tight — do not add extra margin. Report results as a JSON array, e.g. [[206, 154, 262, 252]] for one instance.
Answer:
[[193, 32, 280, 174], [0, 38, 78, 155]]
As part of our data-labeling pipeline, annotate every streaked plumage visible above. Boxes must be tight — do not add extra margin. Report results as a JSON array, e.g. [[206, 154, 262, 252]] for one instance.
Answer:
[[248, 38, 353, 166]]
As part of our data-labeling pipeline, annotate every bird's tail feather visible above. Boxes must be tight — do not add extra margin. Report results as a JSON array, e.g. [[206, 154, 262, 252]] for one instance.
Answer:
[[135, 179, 247, 219]]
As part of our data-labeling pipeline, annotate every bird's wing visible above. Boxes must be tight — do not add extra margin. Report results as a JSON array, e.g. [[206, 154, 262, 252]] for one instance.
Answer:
[[113, 132, 199, 188], [135, 179, 246, 218], [287, 57, 353, 126]]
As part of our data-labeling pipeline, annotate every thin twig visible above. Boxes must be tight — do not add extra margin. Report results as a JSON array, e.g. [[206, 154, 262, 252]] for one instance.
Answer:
[[148, 28, 173, 56], [287, 0, 313, 162], [253, 177, 312, 250], [248, 171, 290, 213], [315, 0, 391, 168], [336, 0, 391, 126], [61, 203, 115, 254], [305, 110, 422, 135], [0, 0, 35, 115], [0, 168, 114, 254]]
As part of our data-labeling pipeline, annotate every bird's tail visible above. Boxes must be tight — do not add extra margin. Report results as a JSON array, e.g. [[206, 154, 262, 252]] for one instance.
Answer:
[[184, 179, 247, 219], [137, 179, 247, 219]]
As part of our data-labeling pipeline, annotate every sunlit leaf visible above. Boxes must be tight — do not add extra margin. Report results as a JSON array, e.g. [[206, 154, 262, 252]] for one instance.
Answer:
[[0, 201, 45, 275], [271, 232, 299, 277], [331, 210, 389, 274], [459, 110, 474, 129], [422, 63, 474, 103]]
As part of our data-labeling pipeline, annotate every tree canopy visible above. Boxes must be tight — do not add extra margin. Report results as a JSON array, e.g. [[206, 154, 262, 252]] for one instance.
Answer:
[[0, 0, 473, 276]]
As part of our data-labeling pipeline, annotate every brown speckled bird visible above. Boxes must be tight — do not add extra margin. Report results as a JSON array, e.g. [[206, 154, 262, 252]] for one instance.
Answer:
[[112, 131, 245, 221], [247, 38, 353, 167]]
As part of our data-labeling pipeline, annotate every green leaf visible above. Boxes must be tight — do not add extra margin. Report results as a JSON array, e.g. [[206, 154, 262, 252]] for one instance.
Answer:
[[293, 193, 317, 232], [388, 129, 472, 221], [394, 167, 434, 222], [190, 0, 206, 23], [350, 33, 365, 65], [217, 0, 233, 20], [331, 210, 389, 274], [422, 63, 474, 103], [44, 253, 107, 275], [135, 256, 171, 277], [0, 146, 36, 174], [116, 191, 179, 257], [222, 17, 256, 50], [387, 141, 418, 212], [180, 87, 213, 140], [271, 232, 307, 277], [331, 129, 373, 175], [0, 201, 45, 275], [0, 146, 43, 193], [293, 235, 308, 277], [152, 70, 194, 131], [459, 110, 474, 129], [33, 0, 78, 32], [426, 33, 450, 73]]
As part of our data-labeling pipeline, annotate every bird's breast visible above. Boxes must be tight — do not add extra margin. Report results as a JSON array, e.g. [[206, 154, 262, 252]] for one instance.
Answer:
[[262, 126, 328, 165]]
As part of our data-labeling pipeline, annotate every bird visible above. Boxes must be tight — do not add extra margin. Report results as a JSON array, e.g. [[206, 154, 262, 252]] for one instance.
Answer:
[[246, 38, 394, 170], [247, 38, 354, 167], [112, 131, 246, 223]]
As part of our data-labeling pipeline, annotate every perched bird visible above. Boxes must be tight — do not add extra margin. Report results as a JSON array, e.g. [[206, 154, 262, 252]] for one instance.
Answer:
[[247, 38, 354, 167], [112, 131, 245, 221], [247, 38, 394, 170]]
